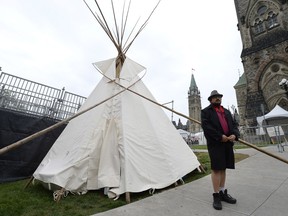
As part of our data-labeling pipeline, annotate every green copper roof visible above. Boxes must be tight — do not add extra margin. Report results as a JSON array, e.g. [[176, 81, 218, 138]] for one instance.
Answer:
[[190, 74, 197, 88], [234, 73, 246, 88]]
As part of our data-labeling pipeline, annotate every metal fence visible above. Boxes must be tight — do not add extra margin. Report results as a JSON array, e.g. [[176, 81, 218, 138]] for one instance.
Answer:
[[186, 124, 288, 152], [239, 124, 288, 152], [0, 72, 86, 120]]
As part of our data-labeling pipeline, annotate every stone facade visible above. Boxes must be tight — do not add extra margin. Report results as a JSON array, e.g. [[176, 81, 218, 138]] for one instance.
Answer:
[[234, 0, 288, 126], [188, 74, 202, 132]]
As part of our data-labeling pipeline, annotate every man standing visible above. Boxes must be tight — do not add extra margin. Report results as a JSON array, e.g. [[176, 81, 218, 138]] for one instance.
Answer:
[[201, 90, 240, 210]]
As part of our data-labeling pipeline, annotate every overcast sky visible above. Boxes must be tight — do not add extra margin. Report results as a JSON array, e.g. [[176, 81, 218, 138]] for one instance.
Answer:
[[0, 0, 244, 123]]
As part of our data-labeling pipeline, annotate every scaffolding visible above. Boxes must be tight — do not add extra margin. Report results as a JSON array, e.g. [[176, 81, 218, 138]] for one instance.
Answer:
[[0, 72, 86, 120]]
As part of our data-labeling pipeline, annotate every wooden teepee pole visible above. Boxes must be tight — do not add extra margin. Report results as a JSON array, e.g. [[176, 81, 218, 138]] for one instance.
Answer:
[[0, 88, 127, 156], [0, 69, 147, 156], [237, 138, 288, 164], [24, 176, 34, 189], [109, 80, 288, 165]]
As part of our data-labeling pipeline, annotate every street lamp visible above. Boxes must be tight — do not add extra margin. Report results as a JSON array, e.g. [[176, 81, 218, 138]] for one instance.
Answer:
[[279, 78, 288, 97]]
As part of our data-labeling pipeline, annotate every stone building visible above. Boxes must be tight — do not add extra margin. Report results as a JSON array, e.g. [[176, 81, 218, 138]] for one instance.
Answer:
[[234, 0, 288, 126], [188, 74, 202, 132]]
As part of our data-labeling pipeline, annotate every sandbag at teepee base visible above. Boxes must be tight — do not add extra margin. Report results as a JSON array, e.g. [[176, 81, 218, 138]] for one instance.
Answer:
[[33, 0, 200, 200]]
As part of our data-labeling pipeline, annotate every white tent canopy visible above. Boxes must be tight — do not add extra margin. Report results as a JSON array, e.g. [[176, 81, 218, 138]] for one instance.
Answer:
[[178, 129, 190, 139], [257, 105, 288, 126], [33, 58, 200, 197], [194, 132, 207, 145]]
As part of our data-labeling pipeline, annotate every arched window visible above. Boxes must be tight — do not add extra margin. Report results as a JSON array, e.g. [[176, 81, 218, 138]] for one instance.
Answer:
[[250, 4, 280, 37], [267, 11, 278, 28], [257, 5, 267, 16], [254, 18, 265, 34]]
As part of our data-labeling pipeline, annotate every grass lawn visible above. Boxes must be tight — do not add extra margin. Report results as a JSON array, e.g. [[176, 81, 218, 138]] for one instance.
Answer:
[[0, 146, 250, 216]]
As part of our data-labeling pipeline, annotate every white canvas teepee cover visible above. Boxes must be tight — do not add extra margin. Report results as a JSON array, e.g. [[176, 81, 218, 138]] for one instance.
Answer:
[[33, 57, 200, 196]]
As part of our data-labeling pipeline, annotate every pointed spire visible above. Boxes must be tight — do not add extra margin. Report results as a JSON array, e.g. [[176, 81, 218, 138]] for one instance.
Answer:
[[188, 73, 200, 96], [190, 74, 197, 89]]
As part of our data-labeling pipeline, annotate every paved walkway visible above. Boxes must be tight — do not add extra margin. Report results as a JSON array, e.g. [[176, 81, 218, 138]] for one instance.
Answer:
[[93, 146, 288, 216]]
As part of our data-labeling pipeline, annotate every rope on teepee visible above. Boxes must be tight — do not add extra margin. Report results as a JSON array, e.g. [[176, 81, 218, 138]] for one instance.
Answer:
[[53, 188, 69, 202]]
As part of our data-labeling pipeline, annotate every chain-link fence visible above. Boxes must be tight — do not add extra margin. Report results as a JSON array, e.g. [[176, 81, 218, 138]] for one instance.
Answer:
[[184, 123, 288, 152], [0, 72, 86, 120], [240, 124, 288, 152]]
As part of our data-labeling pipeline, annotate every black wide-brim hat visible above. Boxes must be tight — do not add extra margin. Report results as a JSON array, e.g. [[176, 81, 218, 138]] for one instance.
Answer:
[[208, 90, 223, 101]]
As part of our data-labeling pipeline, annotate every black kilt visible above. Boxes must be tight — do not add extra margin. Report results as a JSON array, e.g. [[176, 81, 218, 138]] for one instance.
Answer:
[[207, 141, 235, 170]]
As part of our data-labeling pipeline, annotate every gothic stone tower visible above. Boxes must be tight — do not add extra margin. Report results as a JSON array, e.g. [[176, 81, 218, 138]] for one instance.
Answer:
[[234, 0, 288, 126], [188, 74, 202, 132]]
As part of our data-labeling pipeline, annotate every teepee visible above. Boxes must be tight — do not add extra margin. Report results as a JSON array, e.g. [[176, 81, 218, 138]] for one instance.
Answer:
[[33, 0, 200, 199]]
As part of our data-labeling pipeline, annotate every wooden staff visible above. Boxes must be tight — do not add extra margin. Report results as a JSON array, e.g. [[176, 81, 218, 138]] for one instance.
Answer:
[[115, 84, 288, 165], [97, 70, 288, 166], [1, 76, 288, 166], [0, 86, 128, 155], [0, 70, 146, 156], [237, 138, 288, 164]]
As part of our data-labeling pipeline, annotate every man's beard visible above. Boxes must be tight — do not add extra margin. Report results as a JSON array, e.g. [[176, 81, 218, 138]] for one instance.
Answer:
[[212, 101, 221, 107]]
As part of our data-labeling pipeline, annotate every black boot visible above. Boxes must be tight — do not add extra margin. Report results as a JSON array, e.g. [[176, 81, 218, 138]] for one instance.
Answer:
[[219, 189, 237, 204], [212, 193, 222, 210]]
